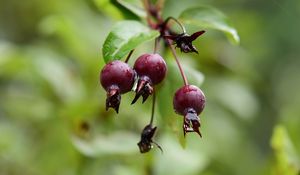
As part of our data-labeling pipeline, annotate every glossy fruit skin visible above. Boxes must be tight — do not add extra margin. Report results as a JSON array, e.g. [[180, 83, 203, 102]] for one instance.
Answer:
[[133, 53, 167, 85], [173, 85, 205, 116], [100, 60, 135, 94], [131, 53, 167, 104]]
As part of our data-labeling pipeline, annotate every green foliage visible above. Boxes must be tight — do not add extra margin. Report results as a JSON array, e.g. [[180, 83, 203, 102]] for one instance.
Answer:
[[94, 0, 124, 19], [271, 125, 300, 175], [117, 0, 147, 18], [179, 6, 240, 44], [102, 20, 159, 63]]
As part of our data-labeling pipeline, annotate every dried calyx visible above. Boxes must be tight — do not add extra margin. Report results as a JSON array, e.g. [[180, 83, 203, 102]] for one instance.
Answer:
[[105, 87, 121, 113], [132, 76, 153, 104], [137, 124, 163, 153], [165, 31, 205, 54], [162, 17, 205, 54], [183, 108, 202, 137]]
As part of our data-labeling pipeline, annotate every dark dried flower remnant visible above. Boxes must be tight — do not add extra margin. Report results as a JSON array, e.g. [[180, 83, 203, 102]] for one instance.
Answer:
[[183, 109, 202, 137], [106, 88, 121, 113], [165, 31, 205, 54], [137, 124, 163, 153], [131, 76, 153, 104]]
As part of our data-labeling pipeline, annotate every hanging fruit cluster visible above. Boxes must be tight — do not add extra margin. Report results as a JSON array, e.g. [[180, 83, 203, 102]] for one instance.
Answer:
[[100, 1, 206, 153]]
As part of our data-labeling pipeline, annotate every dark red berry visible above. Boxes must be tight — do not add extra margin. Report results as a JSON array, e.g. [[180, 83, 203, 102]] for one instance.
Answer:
[[173, 85, 205, 115], [134, 53, 167, 84], [132, 53, 167, 104], [100, 60, 135, 113], [173, 85, 205, 137]]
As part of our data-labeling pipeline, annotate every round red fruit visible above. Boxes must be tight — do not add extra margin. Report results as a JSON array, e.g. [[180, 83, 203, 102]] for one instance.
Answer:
[[173, 85, 205, 116], [100, 60, 135, 94], [133, 53, 167, 85]]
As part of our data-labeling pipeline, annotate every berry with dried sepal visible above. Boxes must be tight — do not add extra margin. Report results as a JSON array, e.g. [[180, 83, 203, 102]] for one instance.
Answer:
[[132, 53, 167, 104], [100, 60, 135, 113], [173, 85, 206, 137]]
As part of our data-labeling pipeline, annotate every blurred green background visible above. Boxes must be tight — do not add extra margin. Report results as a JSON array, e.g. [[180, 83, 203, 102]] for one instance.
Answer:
[[0, 0, 300, 174]]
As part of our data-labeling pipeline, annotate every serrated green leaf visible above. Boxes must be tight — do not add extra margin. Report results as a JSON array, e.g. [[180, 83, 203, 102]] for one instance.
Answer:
[[117, 0, 146, 18], [102, 20, 160, 63], [179, 6, 240, 44]]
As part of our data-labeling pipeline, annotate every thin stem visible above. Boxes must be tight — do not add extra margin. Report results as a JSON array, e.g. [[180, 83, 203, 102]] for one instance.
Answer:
[[164, 17, 186, 33], [149, 90, 156, 126], [143, 0, 154, 28], [143, 0, 150, 21], [124, 49, 134, 63], [153, 37, 160, 53], [142, 0, 150, 11], [143, 0, 162, 29], [167, 40, 188, 86], [143, 0, 188, 86], [156, 0, 165, 10]]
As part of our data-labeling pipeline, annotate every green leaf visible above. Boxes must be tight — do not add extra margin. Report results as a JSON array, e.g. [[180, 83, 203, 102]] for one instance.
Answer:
[[117, 0, 147, 18], [270, 125, 300, 175], [94, 0, 124, 19], [102, 20, 160, 63], [179, 6, 240, 44]]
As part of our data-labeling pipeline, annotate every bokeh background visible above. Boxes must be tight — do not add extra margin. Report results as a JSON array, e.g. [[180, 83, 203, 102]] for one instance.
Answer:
[[0, 0, 300, 174]]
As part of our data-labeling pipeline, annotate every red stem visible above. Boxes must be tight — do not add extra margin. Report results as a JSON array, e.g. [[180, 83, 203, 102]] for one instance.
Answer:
[[167, 40, 188, 86], [144, 0, 188, 86]]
